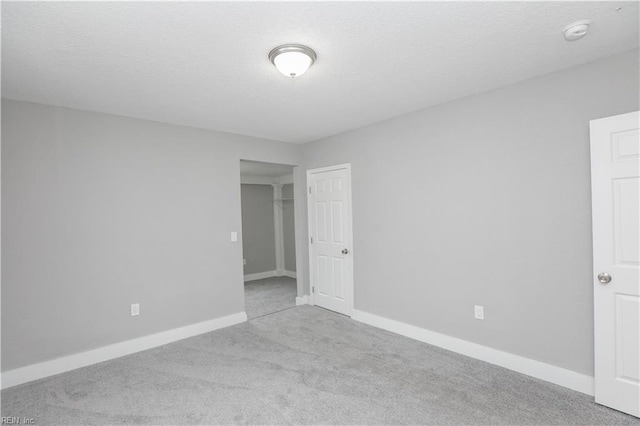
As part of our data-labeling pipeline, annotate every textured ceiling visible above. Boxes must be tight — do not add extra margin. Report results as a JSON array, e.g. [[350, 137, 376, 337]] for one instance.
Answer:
[[2, 2, 638, 143]]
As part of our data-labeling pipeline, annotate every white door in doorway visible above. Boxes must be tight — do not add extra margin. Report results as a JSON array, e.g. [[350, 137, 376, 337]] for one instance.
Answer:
[[307, 164, 354, 316], [590, 111, 640, 418]]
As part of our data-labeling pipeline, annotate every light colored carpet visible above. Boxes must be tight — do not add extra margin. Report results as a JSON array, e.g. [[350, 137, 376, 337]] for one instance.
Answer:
[[2, 305, 639, 425], [244, 276, 296, 319]]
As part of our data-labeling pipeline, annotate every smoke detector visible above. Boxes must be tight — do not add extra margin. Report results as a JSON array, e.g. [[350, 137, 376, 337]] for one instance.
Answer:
[[562, 20, 591, 41]]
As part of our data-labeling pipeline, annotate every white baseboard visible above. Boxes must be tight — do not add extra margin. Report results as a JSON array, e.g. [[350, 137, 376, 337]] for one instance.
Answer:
[[296, 295, 309, 305], [351, 309, 594, 396], [244, 270, 296, 281], [1, 311, 247, 390], [244, 270, 277, 282]]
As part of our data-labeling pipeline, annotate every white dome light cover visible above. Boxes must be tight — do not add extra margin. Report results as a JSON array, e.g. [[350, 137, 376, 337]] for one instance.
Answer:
[[269, 44, 317, 78]]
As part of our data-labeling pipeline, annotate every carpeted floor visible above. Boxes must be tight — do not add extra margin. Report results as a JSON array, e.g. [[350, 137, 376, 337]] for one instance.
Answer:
[[244, 276, 297, 319], [2, 305, 639, 425]]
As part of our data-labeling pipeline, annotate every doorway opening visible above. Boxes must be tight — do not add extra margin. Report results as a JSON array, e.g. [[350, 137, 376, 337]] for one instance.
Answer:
[[239, 160, 297, 319]]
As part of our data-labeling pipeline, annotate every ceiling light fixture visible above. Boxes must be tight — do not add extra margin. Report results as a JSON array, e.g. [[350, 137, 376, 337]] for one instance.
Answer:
[[562, 20, 591, 41], [269, 44, 317, 78]]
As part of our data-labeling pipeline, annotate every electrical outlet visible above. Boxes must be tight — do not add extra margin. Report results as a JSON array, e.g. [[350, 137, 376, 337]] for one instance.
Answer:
[[474, 305, 484, 320], [243, 258, 247, 265], [131, 303, 140, 317]]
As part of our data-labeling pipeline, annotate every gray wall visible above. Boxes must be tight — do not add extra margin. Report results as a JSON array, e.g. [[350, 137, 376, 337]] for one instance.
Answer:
[[1, 100, 301, 371], [282, 184, 296, 272], [240, 184, 276, 275], [298, 49, 640, 376], [3, 50, 638, 379]]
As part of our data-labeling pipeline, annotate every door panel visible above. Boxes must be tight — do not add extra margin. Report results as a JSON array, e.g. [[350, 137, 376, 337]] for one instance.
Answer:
[[333, 257, 345, 300], [332, 201, 344, 243], [308, 165, 353, 316], [615, 294, 639, 384], [590, 111, 640, 417], [316, 202, 327, 242], [612, 129, 640, 160], [614, 178, 639, 265]]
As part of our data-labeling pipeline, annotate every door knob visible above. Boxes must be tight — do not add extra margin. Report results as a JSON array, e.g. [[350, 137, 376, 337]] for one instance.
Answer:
[[597, 273, 612, 284], [342, 248, 349, 255]]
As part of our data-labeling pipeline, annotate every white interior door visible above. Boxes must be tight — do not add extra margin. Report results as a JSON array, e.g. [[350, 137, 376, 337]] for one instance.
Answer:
[[590, 111, 640, 418], [307, 164, 353, 316]]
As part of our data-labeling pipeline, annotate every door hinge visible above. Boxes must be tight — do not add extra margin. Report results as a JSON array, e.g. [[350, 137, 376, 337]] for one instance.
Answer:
[[312, 286, 315, 293], [310, 236, 313, 244], [308, 187, 312, 194]]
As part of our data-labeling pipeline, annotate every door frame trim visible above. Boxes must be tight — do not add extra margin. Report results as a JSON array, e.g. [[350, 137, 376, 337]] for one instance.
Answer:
[[306, 163, 354, 316]]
